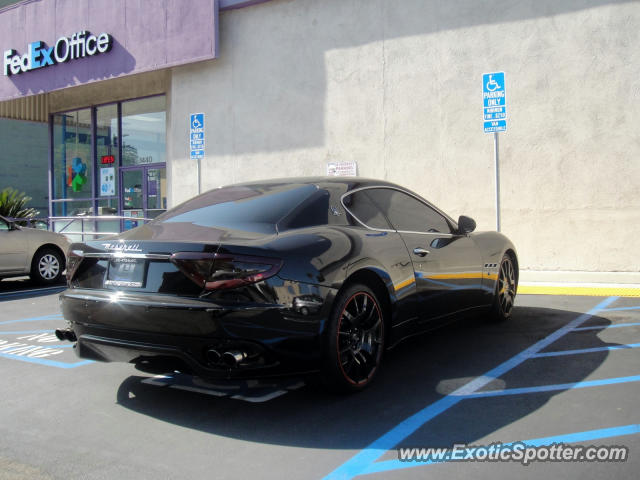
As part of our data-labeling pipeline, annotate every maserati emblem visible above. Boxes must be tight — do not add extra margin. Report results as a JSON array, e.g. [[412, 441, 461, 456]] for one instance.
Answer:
[[101, 242, 143, 252]]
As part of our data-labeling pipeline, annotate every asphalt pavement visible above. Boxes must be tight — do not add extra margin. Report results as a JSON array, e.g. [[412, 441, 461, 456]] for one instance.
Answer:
[[0, 279, 638, 479]]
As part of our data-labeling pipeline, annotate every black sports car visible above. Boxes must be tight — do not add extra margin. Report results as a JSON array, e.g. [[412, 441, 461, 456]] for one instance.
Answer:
[[57, 177, 518, 391]]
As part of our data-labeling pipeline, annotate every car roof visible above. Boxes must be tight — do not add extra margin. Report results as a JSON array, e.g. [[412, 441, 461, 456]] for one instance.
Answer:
[[215, 177, 458, 229], [226, 176, 401, 190]]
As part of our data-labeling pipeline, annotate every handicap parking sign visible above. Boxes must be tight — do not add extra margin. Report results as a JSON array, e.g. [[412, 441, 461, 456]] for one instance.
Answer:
[[190, 113, 205, 160], [483, 72, 507, 133]]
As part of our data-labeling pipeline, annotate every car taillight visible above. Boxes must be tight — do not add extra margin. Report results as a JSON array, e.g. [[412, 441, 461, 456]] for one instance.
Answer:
[[170, 253, 283, 290], [66, 250, 84, 284]]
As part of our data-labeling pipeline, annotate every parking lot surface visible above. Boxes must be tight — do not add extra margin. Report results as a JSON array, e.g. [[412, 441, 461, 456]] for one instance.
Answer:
[[0, 280, 638, 479]]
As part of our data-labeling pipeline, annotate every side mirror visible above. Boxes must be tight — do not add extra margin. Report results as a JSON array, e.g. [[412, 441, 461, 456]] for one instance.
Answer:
[[457, 215, 476, 234]]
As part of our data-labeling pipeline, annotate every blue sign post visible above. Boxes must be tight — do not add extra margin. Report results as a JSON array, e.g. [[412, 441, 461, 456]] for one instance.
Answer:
[[482, 72, 506, 232], [483, 72, 506, 133], [190, 113, 205, 194]]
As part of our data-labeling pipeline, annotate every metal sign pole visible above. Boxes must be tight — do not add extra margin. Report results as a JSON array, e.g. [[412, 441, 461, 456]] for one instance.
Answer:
[[197, 157, 202, 195], [494, 131, 500, 232], [483, 71, 506, 232]]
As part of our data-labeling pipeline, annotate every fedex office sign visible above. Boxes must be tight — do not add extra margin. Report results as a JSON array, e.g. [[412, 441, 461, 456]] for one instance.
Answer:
[[4, 31, 112, 76]]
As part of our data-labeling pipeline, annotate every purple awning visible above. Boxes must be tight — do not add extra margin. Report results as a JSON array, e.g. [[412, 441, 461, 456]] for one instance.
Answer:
[[0, 0, 218, 101]]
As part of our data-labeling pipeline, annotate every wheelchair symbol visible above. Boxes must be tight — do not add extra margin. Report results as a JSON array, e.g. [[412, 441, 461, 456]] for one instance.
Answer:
[[486, 75, 501, 92], [192, 116, 202, 129]]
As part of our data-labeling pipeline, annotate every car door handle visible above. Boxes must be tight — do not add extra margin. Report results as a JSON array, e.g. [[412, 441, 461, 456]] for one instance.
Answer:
[[413, 247, 430, 257]]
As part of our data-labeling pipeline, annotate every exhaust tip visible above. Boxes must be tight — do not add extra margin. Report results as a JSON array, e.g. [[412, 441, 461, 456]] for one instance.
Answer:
[[221, 350, 247, 367], [55, 328, 77, 342], [205, 348, 221, 365]]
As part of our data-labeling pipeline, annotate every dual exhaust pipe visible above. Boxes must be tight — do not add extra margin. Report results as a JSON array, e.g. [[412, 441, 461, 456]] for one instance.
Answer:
[[206, 348, 247, 367], [55, 328, 77, 342], [54, 330, 246, 368]]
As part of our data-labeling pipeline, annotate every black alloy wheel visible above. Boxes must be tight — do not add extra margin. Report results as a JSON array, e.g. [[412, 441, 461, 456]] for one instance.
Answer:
[[323, 284, 385, 392]]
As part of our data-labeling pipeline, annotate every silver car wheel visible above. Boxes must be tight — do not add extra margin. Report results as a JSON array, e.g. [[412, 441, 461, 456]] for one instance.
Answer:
[[38, 254, 60, 280]]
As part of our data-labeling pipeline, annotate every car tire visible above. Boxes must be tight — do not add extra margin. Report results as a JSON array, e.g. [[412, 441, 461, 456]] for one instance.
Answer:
[[31, 248, 64, 285], [489, 253, 517, 323], [322, 283, 385, 393]]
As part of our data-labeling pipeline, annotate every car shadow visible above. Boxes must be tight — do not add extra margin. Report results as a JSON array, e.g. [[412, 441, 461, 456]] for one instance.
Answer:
[[115, 305, 617, 450]]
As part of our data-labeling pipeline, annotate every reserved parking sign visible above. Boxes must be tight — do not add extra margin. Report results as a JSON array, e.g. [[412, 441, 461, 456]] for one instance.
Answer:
[[483, 72, 507, 133]]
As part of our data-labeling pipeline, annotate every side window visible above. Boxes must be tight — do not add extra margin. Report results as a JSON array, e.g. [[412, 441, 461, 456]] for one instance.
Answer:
[[279, 190, 330, 230], [366, 188, 452, 233], [0, 219, 9, 232], [343, 191, 392, 229]]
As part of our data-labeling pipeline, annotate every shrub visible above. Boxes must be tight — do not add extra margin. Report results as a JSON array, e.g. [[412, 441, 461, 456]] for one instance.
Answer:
[[0, 187, 40, 221]]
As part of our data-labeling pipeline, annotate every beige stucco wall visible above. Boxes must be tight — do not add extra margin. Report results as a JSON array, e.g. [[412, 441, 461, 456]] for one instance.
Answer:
[[169, 0, 640, 276]]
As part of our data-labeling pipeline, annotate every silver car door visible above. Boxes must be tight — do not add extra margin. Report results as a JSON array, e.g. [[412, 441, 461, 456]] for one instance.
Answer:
[[0, 218, 28, 273]]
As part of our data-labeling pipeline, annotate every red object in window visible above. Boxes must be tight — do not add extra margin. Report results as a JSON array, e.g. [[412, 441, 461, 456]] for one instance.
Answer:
[[101, 155, 115, 164]]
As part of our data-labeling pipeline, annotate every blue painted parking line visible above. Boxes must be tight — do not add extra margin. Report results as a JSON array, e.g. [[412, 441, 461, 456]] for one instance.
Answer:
[[573, 322, 640, 331], [534, 343, 640, 358], [0, 286, 66, 300], [0, 314, 63, 325], [0, 352, 92, 368], [0, 329, 55, 335], [0, 344, 74, 352], [361, 424, 640, 475], [462, 374, 640, 399], [1, 342, 74, 349], [323, 296, 618, 479], [0, 331, 71, 347], [600, 306, 640, 312], [0, 313, 93, 368]]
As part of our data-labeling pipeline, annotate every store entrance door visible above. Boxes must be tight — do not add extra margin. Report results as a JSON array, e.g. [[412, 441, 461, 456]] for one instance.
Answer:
[[120, 165, 167, 230]]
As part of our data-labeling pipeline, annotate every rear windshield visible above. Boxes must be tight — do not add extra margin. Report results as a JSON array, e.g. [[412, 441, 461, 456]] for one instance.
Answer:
[[155, 183, 318, 233]]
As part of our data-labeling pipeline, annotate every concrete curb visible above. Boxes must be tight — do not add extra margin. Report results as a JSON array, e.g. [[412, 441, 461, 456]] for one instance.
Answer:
[[519, 282, 640, 297]]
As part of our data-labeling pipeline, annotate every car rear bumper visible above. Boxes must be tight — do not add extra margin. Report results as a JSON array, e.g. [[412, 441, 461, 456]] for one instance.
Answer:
[[60, 287, 336, 379]]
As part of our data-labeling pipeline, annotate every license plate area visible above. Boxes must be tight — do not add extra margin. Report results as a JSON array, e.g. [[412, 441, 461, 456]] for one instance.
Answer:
[[105, 258, 146, 288]]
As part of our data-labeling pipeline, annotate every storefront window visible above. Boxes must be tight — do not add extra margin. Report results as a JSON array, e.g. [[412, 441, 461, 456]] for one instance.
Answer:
[[52, 200, 94, 217], [96, 199, 120, 234], [51, 200, 95, 241], [49, 95, 167, 237], [146, 168, 167, 219], [52, 109, 93, 215], [96, 104, 119, 208], [122, 96, 166, 166]]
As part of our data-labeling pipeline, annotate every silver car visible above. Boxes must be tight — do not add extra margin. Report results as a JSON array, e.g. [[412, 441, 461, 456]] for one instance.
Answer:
[[0, 215, 71, 284]]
